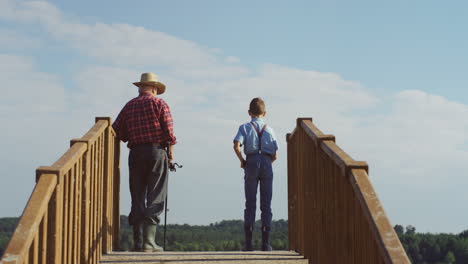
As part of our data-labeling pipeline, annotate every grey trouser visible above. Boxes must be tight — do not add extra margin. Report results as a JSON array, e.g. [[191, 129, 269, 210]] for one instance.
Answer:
[[128, 144, 168, 226]]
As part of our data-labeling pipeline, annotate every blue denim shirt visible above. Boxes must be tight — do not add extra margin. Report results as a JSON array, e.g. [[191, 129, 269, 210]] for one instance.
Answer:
[[233, 117, 279, 155]]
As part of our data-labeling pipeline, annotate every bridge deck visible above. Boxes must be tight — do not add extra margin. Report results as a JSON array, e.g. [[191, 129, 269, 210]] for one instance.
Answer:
[[99, 251, 308, 264]]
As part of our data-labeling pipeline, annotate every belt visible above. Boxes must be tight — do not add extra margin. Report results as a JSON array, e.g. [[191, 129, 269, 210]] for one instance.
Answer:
[[131, 142, 163, 149], [247, 152, 273, 158]]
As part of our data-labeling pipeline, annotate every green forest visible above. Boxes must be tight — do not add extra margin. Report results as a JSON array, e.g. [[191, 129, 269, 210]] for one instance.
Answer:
[[2, 216, 468, 263]]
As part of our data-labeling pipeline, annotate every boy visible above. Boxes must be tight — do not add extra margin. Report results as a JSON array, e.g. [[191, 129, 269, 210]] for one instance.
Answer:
[[233, 97, 279, 251]]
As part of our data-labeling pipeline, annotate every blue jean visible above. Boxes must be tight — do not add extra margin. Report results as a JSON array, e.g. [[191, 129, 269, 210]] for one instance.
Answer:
[[244, 153, 273, 229]]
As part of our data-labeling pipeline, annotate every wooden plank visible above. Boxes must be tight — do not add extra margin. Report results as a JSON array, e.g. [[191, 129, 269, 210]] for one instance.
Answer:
[[1, 174, 57, 264], [100, 260, 308, 264], [81, 120, 108, 145], [36, 143, 87, 179], [100, 251, 307, 263]]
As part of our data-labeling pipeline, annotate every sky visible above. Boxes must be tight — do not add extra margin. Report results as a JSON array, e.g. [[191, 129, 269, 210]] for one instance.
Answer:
[[1, 0, 468, 233]]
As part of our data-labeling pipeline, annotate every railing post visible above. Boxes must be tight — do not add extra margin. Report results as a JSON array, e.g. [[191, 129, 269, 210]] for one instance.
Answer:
[[286, 132, 297, 251], [69, 138, 91, 264], [96, 117, 112, 254], [35, 169, 63, 264]]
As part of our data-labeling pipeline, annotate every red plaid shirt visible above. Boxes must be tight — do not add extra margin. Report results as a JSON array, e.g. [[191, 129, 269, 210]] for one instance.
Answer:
[[112, 93, 176, 147]]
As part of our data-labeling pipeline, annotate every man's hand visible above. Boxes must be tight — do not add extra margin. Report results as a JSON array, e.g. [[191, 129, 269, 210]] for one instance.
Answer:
[[167, 145, 174, 163]]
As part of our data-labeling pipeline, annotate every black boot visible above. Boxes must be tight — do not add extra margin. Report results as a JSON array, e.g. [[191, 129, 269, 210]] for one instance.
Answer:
[[242, 226, 254, 251], [132, 223, 143, 251], [261, 226, 272, 251]]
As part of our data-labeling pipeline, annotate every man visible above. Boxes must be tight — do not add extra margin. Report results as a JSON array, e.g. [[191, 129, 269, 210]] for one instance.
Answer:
[[113, 72, 176, 252]]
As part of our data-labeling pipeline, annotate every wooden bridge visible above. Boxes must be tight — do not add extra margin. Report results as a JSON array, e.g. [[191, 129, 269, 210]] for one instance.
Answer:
[[0, 117, 411, 264]]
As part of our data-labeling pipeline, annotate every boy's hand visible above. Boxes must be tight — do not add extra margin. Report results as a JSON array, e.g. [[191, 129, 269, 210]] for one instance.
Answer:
[[271, 152, 278, 162], [233, 141, 246, 169]]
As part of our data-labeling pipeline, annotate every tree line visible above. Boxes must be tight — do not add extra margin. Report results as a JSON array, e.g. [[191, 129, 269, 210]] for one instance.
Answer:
[[1, 217, 468, 263], [119, 216, 288, 251]]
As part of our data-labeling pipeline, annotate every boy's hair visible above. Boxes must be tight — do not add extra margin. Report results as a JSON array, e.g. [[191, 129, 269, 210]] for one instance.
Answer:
[[249, 97, 266, 116]]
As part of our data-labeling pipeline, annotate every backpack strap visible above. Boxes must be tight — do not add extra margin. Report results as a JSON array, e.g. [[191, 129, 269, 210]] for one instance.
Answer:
[[250, 122, 267, 153]]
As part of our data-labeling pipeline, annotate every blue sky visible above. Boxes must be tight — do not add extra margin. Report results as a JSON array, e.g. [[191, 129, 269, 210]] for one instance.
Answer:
[[1, 0, 468, 233], [48, 0, 468, 99]]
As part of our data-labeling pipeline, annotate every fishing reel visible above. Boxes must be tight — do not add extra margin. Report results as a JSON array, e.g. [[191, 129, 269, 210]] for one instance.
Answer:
[[169, 162, 183, 172]]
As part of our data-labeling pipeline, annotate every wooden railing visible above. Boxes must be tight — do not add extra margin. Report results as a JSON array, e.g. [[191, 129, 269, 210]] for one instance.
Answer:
[[0, 117, 120, 264], [287, 118, 410, 264]]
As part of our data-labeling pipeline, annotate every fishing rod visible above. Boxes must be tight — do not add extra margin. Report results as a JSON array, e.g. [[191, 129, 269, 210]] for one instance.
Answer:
[[163, 161, 183, 250]]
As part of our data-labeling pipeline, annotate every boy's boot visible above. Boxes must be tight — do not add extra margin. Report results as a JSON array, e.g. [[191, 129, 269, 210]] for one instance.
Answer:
[[131, 223, 143, 251], [142, 223, 163, 252], [261, 226, 272, 251], [242, 226, 254, 251]]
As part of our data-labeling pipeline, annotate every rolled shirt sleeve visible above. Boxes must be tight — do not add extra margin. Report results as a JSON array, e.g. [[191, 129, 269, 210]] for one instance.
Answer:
[[233, 125, 245, 144], [159, 100, 177, 145], [112, 106, 129, 142], [269, 128, 279, 151]]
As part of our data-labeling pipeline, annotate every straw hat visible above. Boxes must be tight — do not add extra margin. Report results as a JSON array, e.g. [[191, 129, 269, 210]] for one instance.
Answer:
[[133, 72, 166, 95]]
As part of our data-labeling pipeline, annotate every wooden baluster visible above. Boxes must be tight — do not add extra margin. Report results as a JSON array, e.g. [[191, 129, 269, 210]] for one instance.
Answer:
[[72, 162, 76, 263], [113, 136, 120, 251], [80, 143, 91, 264], [108, 133, 114, 251], [76, 157, 82, 264], [39, 211, 48, 264], [46, 174, 62, 264], [68, 169, 74, 264], [98, 135, 103, 258], [102, 127, 111, 253], [32, 232, 39, 264], [93, 143, 98, 264], [62, 171, 69, 264], [89, 143, 95, 264], [95, 136, 101, 262]]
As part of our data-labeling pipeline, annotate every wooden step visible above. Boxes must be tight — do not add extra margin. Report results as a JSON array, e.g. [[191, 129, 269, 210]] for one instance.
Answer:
[[100, 251, 308, 264]]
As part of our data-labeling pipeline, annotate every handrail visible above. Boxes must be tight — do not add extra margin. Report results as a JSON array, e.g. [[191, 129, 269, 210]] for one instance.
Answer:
[[0, 117, 120, 264], [287, 118, 410, 264]]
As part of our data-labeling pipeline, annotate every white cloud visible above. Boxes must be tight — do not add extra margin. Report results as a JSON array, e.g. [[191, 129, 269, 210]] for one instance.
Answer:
[[0, 0, 249, 79], [226, 56, 240, 63], [0, 28, 42, 49], [0, 54, 65, 114]]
